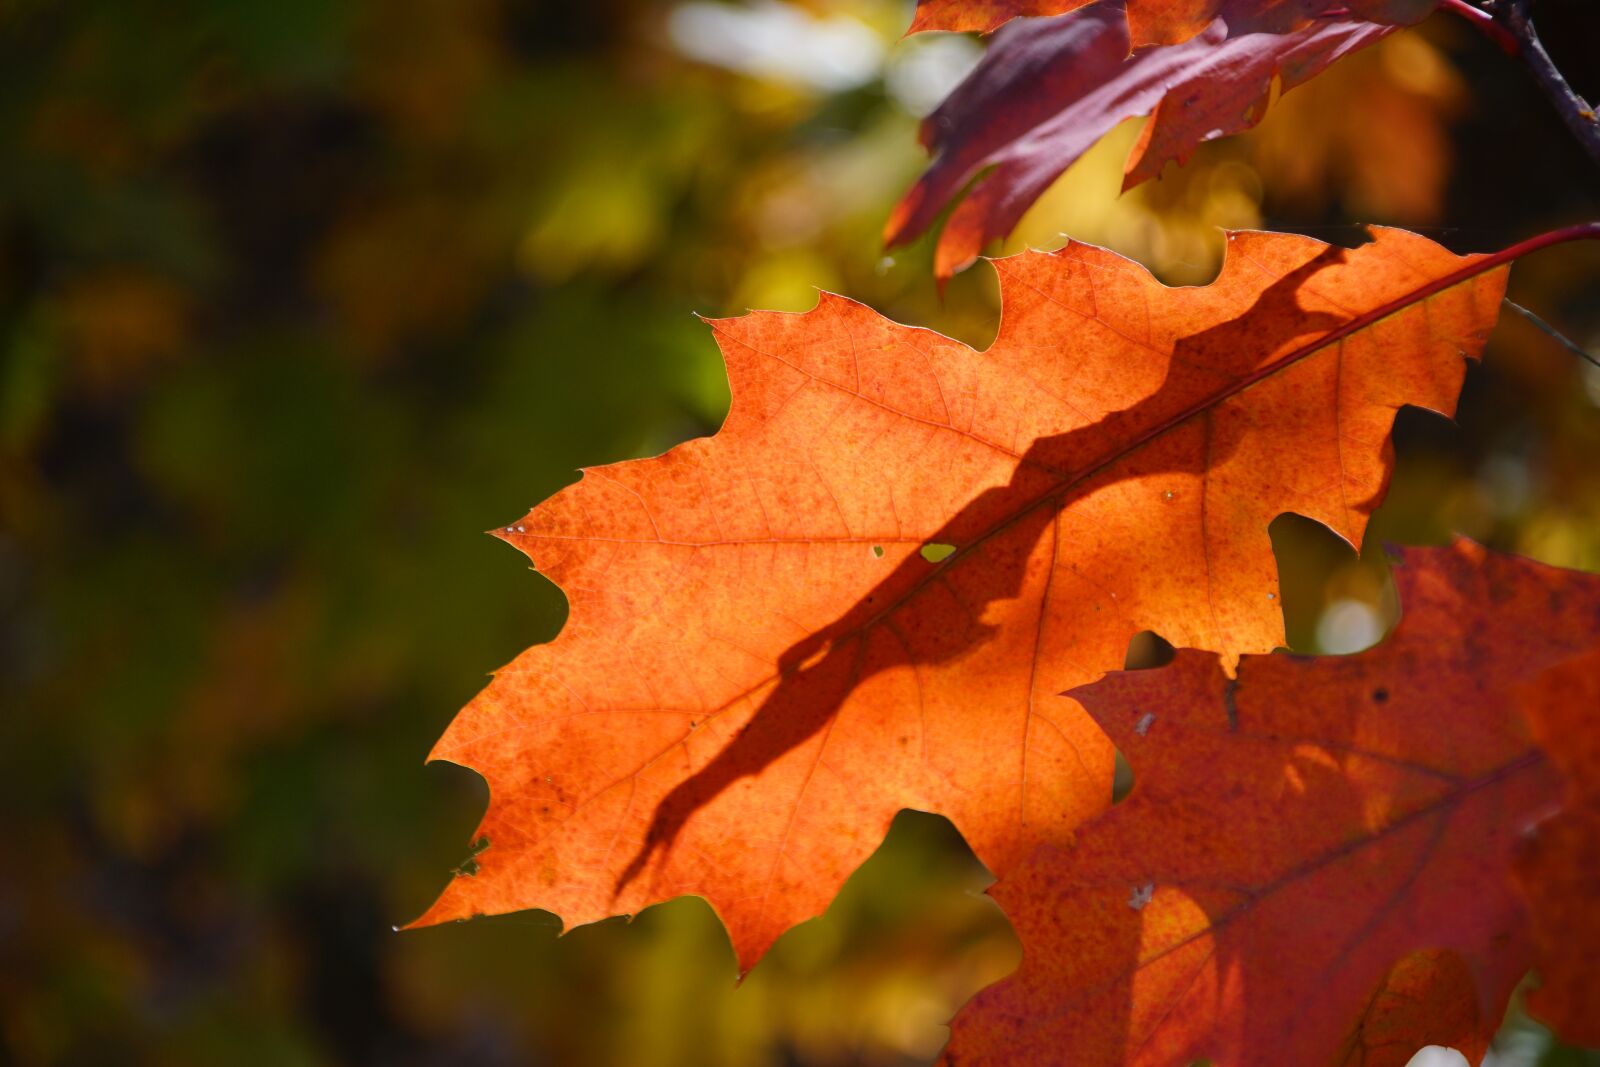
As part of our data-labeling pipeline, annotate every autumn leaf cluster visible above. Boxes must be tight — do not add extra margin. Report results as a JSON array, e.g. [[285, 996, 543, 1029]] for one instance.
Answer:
[[391, 0, 1600, 1062], [413, 4, 1600, 1061]]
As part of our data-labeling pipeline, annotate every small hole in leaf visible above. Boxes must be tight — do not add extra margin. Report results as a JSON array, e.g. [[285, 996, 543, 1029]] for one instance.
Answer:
[[1372, 687, 1389, 703], [450, 835, 491, 877], [871, 545, 885, 558], [1111, 749, 1135, 804], [920, 542, 956, 563], [1123, 630, 1176, 671]]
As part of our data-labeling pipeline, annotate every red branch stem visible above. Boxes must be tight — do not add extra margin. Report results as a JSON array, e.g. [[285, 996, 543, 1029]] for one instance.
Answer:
[[1084, 223, 1600, 496], [1438, 0, 1519, 55], [930, 222, 1600, 594]]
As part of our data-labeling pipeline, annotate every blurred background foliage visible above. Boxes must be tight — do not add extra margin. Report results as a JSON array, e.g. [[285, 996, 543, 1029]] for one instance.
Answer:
[[2, 0, 1599, 1063]]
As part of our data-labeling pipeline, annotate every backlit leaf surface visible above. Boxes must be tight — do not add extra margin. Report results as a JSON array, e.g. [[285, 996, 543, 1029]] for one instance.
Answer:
[[414, 229, 1506, 972], [1513, 646, 1600, 1047], [887, 3, 1395, 279], [907, 0, 1434, 44], [943, 540, 1600, 1066]]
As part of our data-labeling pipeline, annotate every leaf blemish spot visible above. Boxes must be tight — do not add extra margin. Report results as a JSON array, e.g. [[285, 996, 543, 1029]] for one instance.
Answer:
[[1134, 712, 1156, 736], [1129, 883, 1155, 911], [1372, 688, 1389, 703]]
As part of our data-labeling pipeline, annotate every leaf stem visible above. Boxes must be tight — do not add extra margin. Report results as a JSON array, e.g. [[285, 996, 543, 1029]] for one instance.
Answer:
[[1493, 0, 1600, 171], [1210, 222, 1600, 412], [879, 223, 1600, 638], [1484, 221, 1600, 263], [1438, 0, 1519, 56]]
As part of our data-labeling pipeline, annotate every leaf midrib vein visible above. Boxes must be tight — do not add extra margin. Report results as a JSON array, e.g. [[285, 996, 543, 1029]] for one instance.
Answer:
[[480, 249, 1505, 868]]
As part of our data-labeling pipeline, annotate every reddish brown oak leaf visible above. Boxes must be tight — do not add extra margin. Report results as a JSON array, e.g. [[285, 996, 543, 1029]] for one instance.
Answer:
[[1513, 646, 1600, 1047], [906, 0, 1434, 43], [942, 539, 1600, 1066], [886, 3, 1395, 280], [412, 227, 1506, 973]]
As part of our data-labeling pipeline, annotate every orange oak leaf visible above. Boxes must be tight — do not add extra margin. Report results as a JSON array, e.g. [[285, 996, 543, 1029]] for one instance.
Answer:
[[906, 0, 1434, 43], [1512, 645, 1600, 1047], [942, 540, 1600, 1066], [412, 227, 1509, 973], [885, 4, 1395, 280]]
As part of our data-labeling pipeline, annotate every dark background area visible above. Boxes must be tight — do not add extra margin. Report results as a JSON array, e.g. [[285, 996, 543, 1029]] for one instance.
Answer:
[[2, 1, 1598, 1063]]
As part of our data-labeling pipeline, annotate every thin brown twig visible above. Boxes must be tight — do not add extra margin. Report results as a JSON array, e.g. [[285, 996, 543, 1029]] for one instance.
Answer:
[[1503, 298, 1600, 370], [1492, 0, 1600, 171]]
